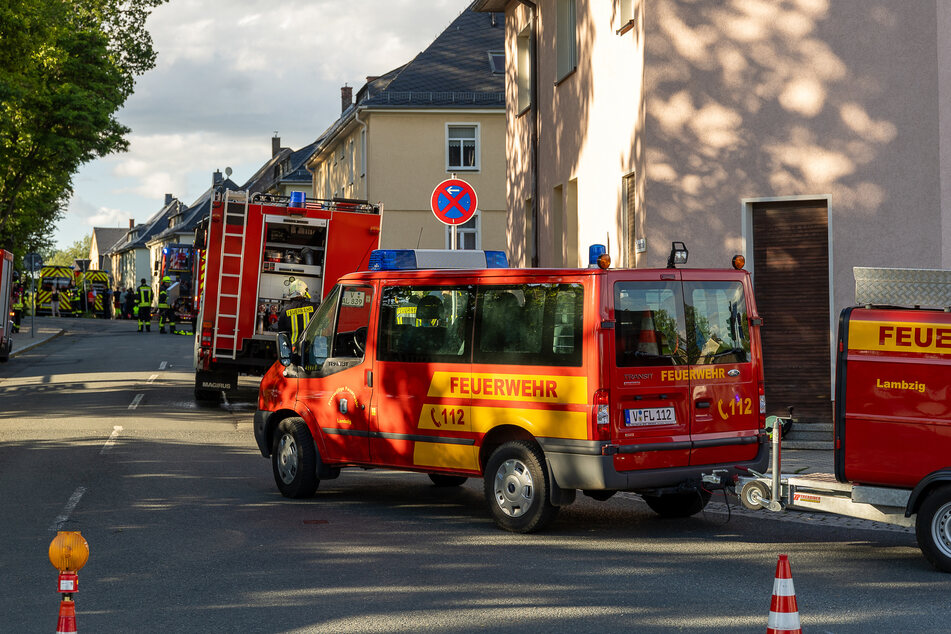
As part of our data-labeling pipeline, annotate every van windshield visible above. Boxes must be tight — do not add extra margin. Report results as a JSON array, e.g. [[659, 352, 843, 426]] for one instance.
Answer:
[[614, 280, 750, 367]]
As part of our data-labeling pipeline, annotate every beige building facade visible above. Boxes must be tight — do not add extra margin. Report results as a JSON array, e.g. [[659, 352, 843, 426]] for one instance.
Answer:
[[477, 0, 951, 421], [310, 108, 506, 251]]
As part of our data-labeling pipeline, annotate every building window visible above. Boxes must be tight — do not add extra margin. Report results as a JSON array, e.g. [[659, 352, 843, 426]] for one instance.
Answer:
[[487, 51, 504, 74], [556, 0, 577, 81], [618, 0, 636, 34], [348, 139, 355, 184], [517, 25, 531, 112], [445, 210, 480, 250], [446, 124, 479, 171]]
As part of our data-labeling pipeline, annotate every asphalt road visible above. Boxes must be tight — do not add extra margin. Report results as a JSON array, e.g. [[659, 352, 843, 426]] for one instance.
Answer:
[[1, 318, 949, 633]]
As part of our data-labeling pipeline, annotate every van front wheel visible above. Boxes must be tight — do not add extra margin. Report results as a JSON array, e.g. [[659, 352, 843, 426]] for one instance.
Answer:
[[916, 484, 951, 572], [272, 418, 319, 498], [484, 441, 558, 533], [643, 490, 711, 518]]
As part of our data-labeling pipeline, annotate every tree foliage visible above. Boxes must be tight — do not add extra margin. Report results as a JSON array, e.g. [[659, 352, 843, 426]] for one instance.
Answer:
[[0, 0, 166, 256], [47, 235, 92, 267]]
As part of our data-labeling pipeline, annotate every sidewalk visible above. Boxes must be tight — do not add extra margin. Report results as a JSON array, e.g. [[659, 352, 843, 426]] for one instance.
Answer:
[[9, 316, 68, 357]]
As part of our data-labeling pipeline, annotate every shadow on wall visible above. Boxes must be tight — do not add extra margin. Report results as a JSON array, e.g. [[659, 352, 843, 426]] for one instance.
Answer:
[[639, 0, 912, 266]]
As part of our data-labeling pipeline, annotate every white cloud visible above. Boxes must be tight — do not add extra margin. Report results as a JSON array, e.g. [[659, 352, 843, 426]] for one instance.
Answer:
[[57, 0, 473, 249]]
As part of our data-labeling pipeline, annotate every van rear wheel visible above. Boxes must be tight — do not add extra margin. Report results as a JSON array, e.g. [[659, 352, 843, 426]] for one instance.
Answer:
[[484, 441, 558, 533], [643, 489, 711, 518], [915, 484, 951, 572], [272, 417, 319, 498]]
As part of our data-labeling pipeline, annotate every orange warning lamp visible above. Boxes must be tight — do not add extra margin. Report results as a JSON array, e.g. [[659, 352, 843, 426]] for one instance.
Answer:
[[732, 254, 746, 270], [49, 531, 89, 572]]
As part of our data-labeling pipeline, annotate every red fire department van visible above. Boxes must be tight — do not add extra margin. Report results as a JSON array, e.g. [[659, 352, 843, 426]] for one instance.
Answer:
[[0, 249, 14, 362], [254, 243, 769, 532], [193, 190, 382, 401], [734, 266, 951, 572]]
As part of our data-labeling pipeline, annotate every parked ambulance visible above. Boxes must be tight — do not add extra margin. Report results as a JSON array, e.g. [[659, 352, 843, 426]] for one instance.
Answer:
[[254, 244, 769, 532]]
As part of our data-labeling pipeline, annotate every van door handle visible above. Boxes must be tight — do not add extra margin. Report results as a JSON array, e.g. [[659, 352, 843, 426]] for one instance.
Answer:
[[695, 400, 711, 409]]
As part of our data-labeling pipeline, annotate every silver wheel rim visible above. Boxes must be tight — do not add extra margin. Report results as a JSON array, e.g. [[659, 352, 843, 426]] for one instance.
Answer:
[[277, 433, 299, 485], [493, 458, 534, 518], [931, 501, 951, 559]]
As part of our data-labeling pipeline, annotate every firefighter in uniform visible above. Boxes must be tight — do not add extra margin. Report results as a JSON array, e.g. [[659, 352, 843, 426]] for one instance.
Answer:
[[136, 278, 153, 332], [157, 276, 176, 334], [278, 280, 317, 343]]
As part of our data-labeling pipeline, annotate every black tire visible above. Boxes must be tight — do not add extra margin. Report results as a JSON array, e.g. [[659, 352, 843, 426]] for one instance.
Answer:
[[915, 484, 951, 572], [428, 473, 468, 487], [643, 489, 712, 518], [484, 440, 558, 533], [271, 417, 319, 498], [583, 489, 617, 501], [739, 480, 770, 511]]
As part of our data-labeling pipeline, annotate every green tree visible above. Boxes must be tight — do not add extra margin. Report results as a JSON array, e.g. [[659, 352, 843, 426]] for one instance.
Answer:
[[0, 0, 166, 255], [48, 235, 92, 267]]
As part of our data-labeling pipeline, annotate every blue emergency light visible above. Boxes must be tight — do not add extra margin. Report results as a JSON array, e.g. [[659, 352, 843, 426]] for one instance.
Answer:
[[367, 249, 508, 271]]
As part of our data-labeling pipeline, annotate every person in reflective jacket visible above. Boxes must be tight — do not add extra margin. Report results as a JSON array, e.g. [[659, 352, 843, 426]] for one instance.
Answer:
[[136, 278, 153, 332], [278, 280, 317, 344]]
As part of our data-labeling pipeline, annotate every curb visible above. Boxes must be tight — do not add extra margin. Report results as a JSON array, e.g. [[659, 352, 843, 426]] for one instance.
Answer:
[[10, 329, 66, 358]]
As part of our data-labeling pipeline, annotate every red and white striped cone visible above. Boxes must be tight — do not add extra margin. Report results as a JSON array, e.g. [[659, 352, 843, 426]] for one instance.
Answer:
[[767, 554, 801, 634], [56, 597, 77, 633]]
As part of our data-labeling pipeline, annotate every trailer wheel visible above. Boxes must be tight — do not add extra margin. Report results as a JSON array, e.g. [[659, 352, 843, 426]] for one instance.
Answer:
[[643, 490, 712, 518], [915, 484, 951, 572], [428, 474, 467, 487], [739, 480, 770, 510], [484, 440, 558, 533], [272, 418, 319, 498]]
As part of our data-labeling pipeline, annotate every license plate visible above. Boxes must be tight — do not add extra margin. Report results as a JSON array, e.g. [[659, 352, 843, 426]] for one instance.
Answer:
[[624, 407, 677, 427]]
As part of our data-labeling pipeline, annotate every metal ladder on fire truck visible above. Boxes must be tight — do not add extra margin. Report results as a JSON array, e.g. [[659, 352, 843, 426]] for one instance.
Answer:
[[212, 189, 250, 360]]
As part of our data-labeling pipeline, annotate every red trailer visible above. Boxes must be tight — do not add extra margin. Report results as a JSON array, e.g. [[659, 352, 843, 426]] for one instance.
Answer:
[[731, 266, 951, 572], [193, 190, 382, 400]]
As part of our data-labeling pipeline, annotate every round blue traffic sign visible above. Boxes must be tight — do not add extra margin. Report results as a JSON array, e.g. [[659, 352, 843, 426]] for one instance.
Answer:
[[431, 178, 478, 226]]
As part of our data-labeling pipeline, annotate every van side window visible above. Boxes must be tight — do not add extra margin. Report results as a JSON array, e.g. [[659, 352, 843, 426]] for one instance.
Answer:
[[378, 286, 472, 362], [299, 284, 373, 376], [614, 282, 687, 367], [684, 281, 750, 364], [299, 285, 340, 373], [474, 283, 584, 367]]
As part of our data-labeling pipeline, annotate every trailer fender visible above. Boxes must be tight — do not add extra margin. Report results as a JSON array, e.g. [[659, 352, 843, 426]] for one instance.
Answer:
[[905, 470, 951, 517]]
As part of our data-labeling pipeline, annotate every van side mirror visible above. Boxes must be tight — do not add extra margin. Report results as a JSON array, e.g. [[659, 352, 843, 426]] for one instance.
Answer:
[[277, 333, 293, 367]]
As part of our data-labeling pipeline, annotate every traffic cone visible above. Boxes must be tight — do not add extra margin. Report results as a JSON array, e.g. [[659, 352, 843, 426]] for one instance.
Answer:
[[56, 597, 77, 633], [767, 554, 801, 634]]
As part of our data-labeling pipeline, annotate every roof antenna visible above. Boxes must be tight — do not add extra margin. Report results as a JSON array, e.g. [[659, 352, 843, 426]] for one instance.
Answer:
[[416, 227, 423, 248]]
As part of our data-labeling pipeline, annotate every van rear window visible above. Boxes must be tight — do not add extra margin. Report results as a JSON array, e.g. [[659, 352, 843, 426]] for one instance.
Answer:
[[614, 281, 750, 367]]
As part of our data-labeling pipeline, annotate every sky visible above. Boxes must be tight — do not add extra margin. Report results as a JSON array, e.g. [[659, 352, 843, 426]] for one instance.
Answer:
[[57, 0, 474, 250]]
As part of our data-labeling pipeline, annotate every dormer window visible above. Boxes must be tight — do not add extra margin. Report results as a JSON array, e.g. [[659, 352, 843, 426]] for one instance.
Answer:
[[487, 51, 504, 74]]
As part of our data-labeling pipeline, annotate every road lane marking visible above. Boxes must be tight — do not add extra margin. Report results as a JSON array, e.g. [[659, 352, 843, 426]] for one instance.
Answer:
[[51, 487, 86, 531], [147, 374, 158, 383], [128, 394, 144, 410], [159, 361, 168, 370], [100, 426, 123, 455]]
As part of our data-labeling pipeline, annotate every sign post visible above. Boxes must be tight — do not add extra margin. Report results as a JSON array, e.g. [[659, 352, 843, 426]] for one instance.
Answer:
[[430, 178, 478, 250], [24, 252, 42, 337]]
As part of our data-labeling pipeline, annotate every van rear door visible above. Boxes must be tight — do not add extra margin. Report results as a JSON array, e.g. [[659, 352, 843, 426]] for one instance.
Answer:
[[680, 271, 761, 465], [610, 271, 693, 470]]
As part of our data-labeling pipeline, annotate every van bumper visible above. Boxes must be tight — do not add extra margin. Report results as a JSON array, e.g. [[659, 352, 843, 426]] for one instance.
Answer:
[[254, 410, 271, 457], [539, 436, 770, 491]]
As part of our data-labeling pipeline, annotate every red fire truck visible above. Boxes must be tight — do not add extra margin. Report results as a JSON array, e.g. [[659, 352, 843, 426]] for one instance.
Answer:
[[733, 267, 951, 572], [193, 190, 382, 401], [0, 249, 14, 362]]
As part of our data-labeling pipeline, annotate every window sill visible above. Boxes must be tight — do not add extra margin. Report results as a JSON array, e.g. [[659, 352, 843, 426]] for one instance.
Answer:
[[447, 167, 479, 172], [617, 19, 635, 36], [554, 66, 577, 87]]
